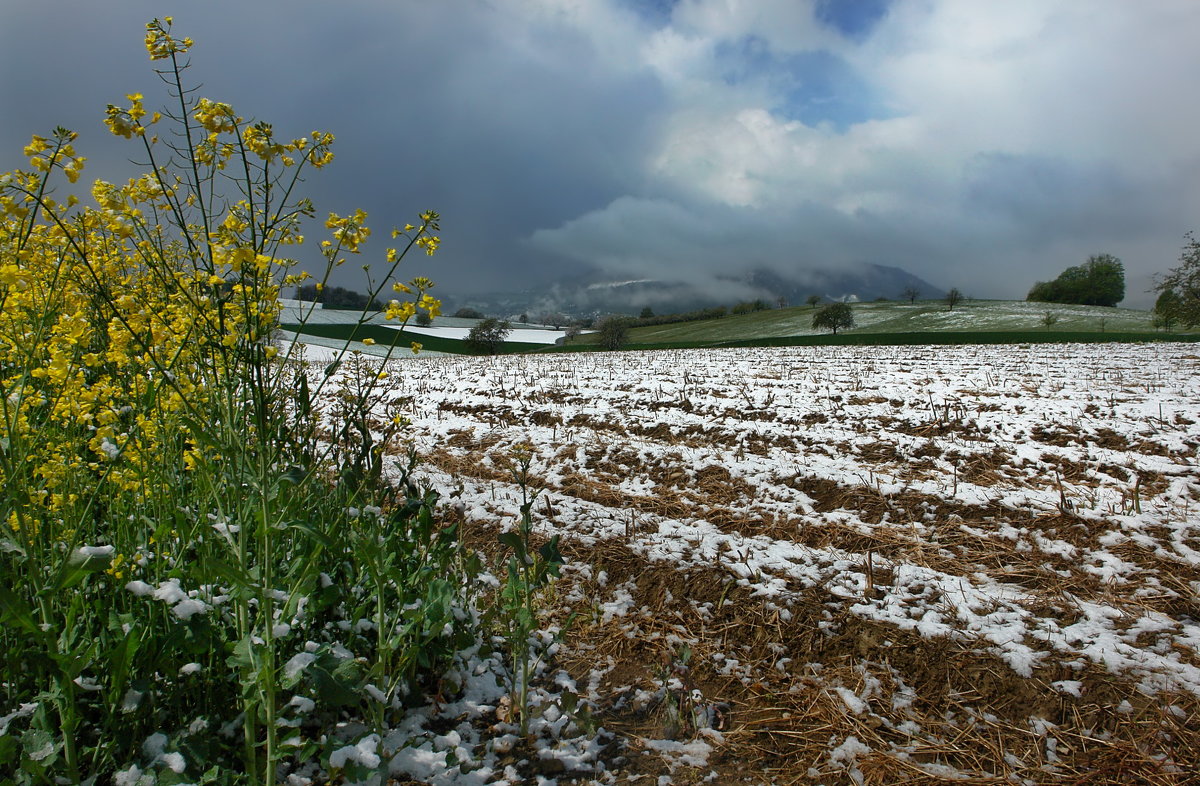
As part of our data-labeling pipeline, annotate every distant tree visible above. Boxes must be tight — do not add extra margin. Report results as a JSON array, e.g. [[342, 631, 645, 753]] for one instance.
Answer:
[[540, 312, 567, 329], [902, 285, 920, 304], [414, 312, 433, 327], [806, 294, 822, 309], [595, 315, 631, 350], [1025, 282, 1052, 302], [1155, 234, 1200, 328], [464, 318, 510, 355], [945, 288, 963, 311], [776, 296, 788, 308], [453, 307, 485, 319], [639, 306, 655, 319], [1040, 312, 1059, 330], [564, 324, 582, 340], [1028, 254, 1125, 306], [519, 313, 528, 324], [812, 302, 854, 334], [1153, 288, 1183, 331], [732, 299, 771, 315], [295, 283, 381, 311]]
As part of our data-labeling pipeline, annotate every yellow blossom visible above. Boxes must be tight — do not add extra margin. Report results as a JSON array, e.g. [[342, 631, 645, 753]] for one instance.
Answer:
[[385, 300, 416, 322]]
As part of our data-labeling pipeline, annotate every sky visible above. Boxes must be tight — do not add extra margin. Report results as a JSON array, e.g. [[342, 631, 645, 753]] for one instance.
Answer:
[[3, 0, 1199, 308]]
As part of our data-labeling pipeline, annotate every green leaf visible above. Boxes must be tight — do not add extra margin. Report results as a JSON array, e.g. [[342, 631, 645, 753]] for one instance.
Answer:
[[286, 520, 335, 550], [0, 586, 40, 637], [52, 547, 112, 591], [105, 616, 142, 706], [497, 532, 526, 559], [49, 640, 97, 681], [297, 373, 312, 419], [227, 635, 257, 672], [0, 730, 18, 766], [20, 728, 56, 767], [309, 662, 360, 708], [179, 416, 222, 452], [0, 538, 25, 557], [278, 464, 308, 487], [200, 555, 256, 592], [158, 770, 192, 786], [539, 535, 564, 570]]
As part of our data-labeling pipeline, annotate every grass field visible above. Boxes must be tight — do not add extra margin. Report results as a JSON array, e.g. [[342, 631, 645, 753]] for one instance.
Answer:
[[281, 300, 1196, 357], [567, 299, 1178, 348]]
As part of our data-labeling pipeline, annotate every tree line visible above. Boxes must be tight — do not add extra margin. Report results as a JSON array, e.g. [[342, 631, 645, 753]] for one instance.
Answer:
[[1027, 254, 1125, 307], [295, 283, 382, 310]]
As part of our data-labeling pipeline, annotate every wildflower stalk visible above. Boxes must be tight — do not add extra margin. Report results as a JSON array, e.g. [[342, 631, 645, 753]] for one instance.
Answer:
[[498, 446, 565, 736], [0, 17, 463, 783]]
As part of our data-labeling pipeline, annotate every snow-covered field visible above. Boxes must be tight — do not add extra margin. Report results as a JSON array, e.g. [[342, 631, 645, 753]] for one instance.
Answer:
[[345, 342, 1200, 783], [384, 324, 580, 344]]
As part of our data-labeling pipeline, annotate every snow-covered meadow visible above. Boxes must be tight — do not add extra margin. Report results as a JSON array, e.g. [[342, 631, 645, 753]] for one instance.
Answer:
[[351, 342, 1200, 783]]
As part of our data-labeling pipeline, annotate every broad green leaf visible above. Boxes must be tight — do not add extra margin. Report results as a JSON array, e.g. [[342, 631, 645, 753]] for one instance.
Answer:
[[52, 548, 113, 591], [497, 532, 525, 557], [287, 520, 335, 549], [0, 733, 17, 766], [200, 555, 256, 591], [20, 728, 56, 766], [0, 586, 40, 637]]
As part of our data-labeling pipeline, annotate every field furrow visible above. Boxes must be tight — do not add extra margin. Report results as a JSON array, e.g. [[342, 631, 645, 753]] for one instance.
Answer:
[[356, 342, 1200, 782]]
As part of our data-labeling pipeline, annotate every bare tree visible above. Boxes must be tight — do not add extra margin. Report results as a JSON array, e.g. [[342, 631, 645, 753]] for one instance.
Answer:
[[595, 315, 631, 350], [945, 288, 963, 311], [902, 285, 920, 304], [540, 312, 566, 330]]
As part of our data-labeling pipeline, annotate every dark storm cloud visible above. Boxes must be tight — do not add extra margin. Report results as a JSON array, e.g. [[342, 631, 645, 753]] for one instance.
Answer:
[[1, 0, 664, 295], [3, 1, 1199, 309]]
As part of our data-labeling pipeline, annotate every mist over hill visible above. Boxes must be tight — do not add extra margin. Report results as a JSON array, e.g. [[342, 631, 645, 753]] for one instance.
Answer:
[[448, 263, 945, 318]]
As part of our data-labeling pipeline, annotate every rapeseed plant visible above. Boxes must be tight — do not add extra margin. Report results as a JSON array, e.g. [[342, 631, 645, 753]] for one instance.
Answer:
[[0, 19, 472, 785]]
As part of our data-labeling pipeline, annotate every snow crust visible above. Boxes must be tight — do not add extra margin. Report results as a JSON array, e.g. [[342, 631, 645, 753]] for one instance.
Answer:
[[367, 342, 1200, 698]]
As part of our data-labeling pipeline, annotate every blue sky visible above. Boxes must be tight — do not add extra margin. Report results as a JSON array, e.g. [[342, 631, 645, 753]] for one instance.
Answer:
[[815, 0, 891, 39], [715, 37, 884, 129], [3, 0, 1199, 307]]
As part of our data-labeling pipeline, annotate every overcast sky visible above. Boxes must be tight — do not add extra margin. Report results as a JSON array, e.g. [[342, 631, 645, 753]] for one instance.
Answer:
[[4, 0, 1198, 307]]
